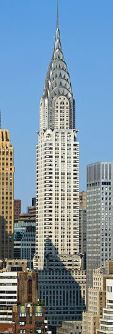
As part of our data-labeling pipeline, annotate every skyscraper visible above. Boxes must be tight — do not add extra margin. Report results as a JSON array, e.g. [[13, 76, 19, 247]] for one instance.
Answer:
[[0, 129, 14, 259], [87, 162, 113, 286], [34, 5, 86, 329], [34, 3, 79, 271]]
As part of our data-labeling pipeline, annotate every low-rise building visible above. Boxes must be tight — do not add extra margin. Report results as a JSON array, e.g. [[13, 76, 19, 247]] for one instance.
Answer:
[[0, 259, 51, 333], [0, 259, 37, 323], [0, 304, 51, 334], [12, 303, 50, 334], [97, 278, 113, 333], [82, 261, 113, 334], [82, 312, 99, 334], [56, 321, 82, 334]]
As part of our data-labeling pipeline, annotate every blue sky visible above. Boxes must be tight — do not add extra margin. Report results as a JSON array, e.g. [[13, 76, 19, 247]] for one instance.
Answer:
[[0, 0, 113, 211]]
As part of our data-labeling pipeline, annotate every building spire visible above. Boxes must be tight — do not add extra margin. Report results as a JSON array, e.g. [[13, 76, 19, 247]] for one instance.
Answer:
[[56, 0, 59, 30], [43, 0, 73, 108], [55, 0, 62, 51]]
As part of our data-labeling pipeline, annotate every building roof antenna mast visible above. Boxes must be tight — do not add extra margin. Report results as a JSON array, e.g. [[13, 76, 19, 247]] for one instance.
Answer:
[[56, 0, 59, 29]]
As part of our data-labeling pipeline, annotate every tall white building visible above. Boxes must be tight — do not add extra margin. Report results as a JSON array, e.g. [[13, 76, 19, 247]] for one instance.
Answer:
[[87, 162, 113, 286], [34, 5, 86, 329], [34, 10, 79, 270]]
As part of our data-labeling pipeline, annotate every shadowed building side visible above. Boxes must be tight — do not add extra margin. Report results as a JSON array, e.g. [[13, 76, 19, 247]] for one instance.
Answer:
[[79, 192, 87, 270], [38, 240, 86, 330]]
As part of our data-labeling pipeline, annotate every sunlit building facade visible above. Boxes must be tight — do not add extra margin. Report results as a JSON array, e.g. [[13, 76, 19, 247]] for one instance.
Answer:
[[34, 6, 79, 274], [34, 7, 86, 329], [0, 129, 14, 259]]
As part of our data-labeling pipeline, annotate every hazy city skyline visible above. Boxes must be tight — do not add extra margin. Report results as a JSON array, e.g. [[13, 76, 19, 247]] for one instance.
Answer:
[[0, 0, 113, 210]]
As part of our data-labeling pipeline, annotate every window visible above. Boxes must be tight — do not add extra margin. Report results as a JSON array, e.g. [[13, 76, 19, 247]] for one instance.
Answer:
[[107, 286, 112, 292]]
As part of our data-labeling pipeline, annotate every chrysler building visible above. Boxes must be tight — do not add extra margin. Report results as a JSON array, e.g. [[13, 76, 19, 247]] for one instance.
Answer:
[[34, 6, 79, 270], [34, 4, 86, 328]]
